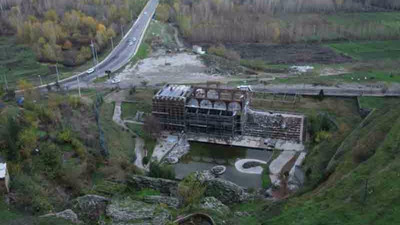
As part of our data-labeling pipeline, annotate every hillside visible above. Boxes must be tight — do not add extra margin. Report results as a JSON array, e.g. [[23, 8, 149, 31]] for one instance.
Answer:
[[0, 0, 147, 66], [227, 99, 400, 225]]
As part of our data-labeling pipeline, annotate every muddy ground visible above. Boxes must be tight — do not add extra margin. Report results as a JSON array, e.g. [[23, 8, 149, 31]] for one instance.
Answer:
[[115, 51, 233, 86], [225, 43, 352, 64]]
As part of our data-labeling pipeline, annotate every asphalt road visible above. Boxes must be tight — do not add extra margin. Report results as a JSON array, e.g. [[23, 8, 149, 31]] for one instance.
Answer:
[[41, 0, 159, 90]]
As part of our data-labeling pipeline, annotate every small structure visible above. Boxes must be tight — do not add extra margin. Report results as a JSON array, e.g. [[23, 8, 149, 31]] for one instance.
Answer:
[[192, 45, 205, 55], [0, 156, 10, 193]]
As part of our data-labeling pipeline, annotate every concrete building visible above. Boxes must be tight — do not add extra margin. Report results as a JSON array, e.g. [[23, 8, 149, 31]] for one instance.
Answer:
[[152, 84, 305, 146], [152, 84, 249, 139]]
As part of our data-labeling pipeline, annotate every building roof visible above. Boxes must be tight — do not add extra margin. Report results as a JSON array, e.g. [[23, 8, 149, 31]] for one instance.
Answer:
[[155, 84, 192, 99]]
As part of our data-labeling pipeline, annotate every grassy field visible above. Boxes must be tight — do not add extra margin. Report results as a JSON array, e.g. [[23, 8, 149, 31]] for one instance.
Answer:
[[0, 36, 50, 88], [358, 96, 400, 109], [325, 12, 400, 27], [327, 40, 400, 61], [121, 88, 154, 120], [100, 102, 136, 159], [252, 96, 360, 121]]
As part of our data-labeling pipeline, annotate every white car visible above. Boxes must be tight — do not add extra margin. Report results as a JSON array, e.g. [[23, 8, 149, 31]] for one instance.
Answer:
[[144, 12, 148, 15], [237, 85, 253, 92], [111, 78, 121, 84], [86, 68, 95, 74], [128, 41, 134, 46], [132, 37, 137, 42]]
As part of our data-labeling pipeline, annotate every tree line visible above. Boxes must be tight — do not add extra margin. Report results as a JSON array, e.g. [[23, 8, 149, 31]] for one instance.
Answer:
[[0, 0, 147, 66], [160, 0, 400, 44]]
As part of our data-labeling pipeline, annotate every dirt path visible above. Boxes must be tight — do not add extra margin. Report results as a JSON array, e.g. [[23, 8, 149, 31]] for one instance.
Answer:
[[112, 102, 127, 128], [171, 25, 184, 48], [134, 137, 148, 171], [109, 96, 148, 171]]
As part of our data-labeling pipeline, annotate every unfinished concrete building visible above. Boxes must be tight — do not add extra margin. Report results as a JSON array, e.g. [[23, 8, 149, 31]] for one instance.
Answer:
[[152, 84, 249, 138], [152, 84, 304, 146]]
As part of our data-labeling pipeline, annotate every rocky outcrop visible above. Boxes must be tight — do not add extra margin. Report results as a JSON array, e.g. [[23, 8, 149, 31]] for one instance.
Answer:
[[193, 171, 248, 205], [143, 195, 180, 209], [128, 175, 178, 196], [42, 209, 82, 224], [205, 178, 248, 205], [106, 197, 171, 225], [71, 194, 110, 222], [199, 197, 230, 215]]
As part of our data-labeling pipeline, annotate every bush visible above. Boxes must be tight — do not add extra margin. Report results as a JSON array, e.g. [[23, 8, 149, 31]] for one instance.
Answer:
[[12, 174, 53, 214], [57, 129, 72, 143], [68, 96, 82, 109], [178, 174, 206, 206], [352, 145, 374, 164], [208, 45, 241, 62], [148, 163, 175, 180], [142, 156, 149, 165], [37, 142, 62, 178]]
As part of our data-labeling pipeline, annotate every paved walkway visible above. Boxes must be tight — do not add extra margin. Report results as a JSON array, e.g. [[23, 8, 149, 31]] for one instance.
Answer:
[[269, 151, 297, 185]]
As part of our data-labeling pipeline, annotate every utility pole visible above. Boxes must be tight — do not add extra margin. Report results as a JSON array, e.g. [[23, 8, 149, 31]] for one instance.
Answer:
[[95, 46, 99, 65], [111, 37, 114, 50], [38, 75, 43, 85], [90, 40, 97, 68], [55, 63, 60, 82], [77, 75, 81, 97]]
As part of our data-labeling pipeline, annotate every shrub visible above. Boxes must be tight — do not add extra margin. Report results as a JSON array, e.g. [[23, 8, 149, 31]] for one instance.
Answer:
[[12, 174, 53, 214], [71, 138, 86, 159], [142, 156, 149, 165], [38, 142, 62, 178], [148, 163, 175, 180], [208, 45, 241, 62], [178, 174, 206, 206], [68, 96, 82, 109], [57, 129, 72, 143]]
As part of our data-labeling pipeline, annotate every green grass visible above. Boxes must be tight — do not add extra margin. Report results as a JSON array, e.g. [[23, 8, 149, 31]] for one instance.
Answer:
[[325, 12, 400, 27], [0, 36, 50, 88], [146, 20, 175, 46], [263, 105, 400, 225], [121, 101, 151, 120], [327, 40, 400, 61], [93, 76, 109, 84], [358, 96, 400, 110], [127, 123, 157, 157], [134, 188, 161, 198], [0, 200, 19, 224], [100, 102, 136, 159]]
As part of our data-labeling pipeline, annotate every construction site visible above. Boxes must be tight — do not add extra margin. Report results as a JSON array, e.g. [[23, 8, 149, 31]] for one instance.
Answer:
[[152, 84, 305, 150]]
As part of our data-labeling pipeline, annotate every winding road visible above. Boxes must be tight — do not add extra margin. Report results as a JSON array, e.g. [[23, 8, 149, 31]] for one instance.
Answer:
[[38, 0, 159, 90]]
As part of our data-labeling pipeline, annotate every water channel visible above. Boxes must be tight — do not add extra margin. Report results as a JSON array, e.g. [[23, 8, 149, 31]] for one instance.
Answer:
[[174, 142, 272, 188]]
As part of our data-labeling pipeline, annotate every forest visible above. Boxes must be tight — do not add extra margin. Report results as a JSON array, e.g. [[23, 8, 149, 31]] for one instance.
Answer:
[[0, 0, 147, 66], [160, 0, 400, 43]]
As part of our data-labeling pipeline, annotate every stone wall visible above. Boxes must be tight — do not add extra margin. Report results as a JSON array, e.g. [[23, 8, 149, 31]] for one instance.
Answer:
[[128, 175, 178, 196]]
